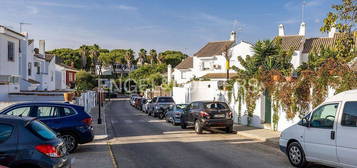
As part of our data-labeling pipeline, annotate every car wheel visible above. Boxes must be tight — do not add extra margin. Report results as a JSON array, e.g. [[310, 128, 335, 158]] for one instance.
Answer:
[[172, 120, 177, 126], [165, 116, 170, 123], [61, 133, 78, 153], [287, 142, 308, 168], [194, 120, 203, 134], [225, 126, 233, 133]]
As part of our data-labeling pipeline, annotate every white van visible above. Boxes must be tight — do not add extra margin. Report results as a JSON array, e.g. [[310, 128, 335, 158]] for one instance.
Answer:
[[280, 89, 357, 168]]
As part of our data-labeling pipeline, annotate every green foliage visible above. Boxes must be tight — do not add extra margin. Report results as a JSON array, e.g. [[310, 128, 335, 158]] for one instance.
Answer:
[[157, 50, 187, 67], [48, 48, 81, 69], [129, 64, 167, 91], [75, 70, 96, 91]]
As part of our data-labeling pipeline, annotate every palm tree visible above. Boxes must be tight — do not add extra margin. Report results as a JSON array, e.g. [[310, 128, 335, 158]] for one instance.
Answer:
[[138, 49, 147, 65], [79, 45, 90, 70], [125, 49, 135, 71], [149, 49, 157, 64], [157, 52, 164, 64], [89, 44, 101, 74]]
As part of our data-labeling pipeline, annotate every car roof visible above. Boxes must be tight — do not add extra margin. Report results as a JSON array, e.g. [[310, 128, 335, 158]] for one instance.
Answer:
[[2, 102, 83, 109], [325, 89, 357, 103], [0, 114, 34, 123]]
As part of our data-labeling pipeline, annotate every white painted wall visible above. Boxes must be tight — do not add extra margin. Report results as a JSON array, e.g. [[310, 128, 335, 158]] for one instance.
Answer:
[[173, 69, 193, 84]]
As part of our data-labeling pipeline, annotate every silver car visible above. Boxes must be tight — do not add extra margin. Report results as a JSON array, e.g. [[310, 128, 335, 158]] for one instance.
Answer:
[[165, 104, 189, 125], [148, 96, 175, 119]]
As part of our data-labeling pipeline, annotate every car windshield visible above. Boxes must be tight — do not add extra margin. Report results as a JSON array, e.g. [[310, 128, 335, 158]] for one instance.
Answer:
[[158, 97, 174, 103], [27, 120, 57, 140], [204, 102, 229, 110], [177, 104, 188, 110]]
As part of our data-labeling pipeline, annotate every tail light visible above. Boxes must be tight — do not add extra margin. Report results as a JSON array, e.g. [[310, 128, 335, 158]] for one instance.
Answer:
[[35, 144, 61, 158], [199, 111, 210, 118], [82, 118, 93, 126]]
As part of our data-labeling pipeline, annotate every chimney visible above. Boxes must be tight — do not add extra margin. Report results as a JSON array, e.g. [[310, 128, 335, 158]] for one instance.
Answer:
[[39, 40, 45, 55], [328, 27, 336, 38], [278, 24, 285, 36], [229, 31, 236, 42], [298, 22, 306, 36]]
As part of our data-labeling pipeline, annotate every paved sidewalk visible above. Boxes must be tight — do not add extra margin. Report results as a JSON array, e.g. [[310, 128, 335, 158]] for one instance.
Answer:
[[235, 125, 281, 147], [71, 102, 115, 168]]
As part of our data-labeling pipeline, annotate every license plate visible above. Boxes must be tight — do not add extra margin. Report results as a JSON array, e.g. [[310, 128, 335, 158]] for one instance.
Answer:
[[215, 114, 225, 118]]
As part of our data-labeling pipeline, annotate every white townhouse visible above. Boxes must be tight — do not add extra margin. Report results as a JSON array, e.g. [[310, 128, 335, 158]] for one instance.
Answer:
[[172, 31, 254, 103], [174, 31, 254, 84], [48, 56, 79, 91], [0, 25, 27, 100]]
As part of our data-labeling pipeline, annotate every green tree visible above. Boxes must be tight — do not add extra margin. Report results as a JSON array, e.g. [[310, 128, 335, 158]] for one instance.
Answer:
[[79, 45, 90, 70], [47, 48, 81, 69], [75, 70, 96, 91], [89, 44, 101, 74], [125, 49, 135, 71], [148, 49, 157, 64], [138, 49, 147, 66], [320, 0, 356, 63], [157, 50, 188, 67]]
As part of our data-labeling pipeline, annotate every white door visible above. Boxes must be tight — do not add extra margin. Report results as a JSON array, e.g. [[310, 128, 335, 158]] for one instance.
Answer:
[[337, 101, 357, 167], [304, 103, 339, 166]]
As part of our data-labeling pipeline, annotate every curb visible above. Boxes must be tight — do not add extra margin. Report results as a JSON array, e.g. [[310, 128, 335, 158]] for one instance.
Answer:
[[236, 131, 280, 148], [102, 102, 118, 168]]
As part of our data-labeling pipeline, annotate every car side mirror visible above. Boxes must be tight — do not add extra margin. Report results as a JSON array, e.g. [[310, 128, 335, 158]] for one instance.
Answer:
[[301, 118, 310, 127]]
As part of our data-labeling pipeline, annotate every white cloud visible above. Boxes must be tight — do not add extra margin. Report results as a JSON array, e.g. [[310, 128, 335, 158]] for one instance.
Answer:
[[31, 1, 88, 8], [115, 5, 137, 11]]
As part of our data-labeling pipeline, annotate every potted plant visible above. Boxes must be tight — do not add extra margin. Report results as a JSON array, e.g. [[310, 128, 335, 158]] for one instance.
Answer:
[[63, 92, 74, 102]]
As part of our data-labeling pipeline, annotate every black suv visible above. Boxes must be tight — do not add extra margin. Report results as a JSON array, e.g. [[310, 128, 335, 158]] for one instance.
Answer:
[[0, 115, 70, 168], [180, 101, 233, 134]]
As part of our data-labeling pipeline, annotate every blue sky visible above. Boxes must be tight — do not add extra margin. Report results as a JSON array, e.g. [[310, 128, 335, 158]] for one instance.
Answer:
[[0, 0, 339, 55]]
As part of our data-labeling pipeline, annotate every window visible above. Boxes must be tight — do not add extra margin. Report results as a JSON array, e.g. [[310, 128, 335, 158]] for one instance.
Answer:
[[342, 102, 357, 127], [8, 41, 14, 61], [0, 124, 13, 143], [310, 103, 338, 129], [158, 97, 174, 103], [28, 62, 32, 76], [204, 102, 229, 110], [36, 106, 61, 118], [192, 103, 200, 110], [5, 107, 31, 117], [28, 120, 56, 140], [63, 107, 76, 116]]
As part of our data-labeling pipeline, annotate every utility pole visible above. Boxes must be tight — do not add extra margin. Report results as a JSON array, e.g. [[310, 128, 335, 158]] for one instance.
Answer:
[[19, 22, 31, 32]]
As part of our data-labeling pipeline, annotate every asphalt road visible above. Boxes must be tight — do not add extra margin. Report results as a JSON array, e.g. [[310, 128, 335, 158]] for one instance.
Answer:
[[106, 99, 293, 168]]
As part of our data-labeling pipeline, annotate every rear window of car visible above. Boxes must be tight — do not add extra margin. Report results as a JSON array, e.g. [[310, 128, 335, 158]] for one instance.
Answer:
[[177, 104, 188, 110], [204, 102, 229, 110], [27, 120, 56, 140], [0, 124, 13, 143], [158, 97, 174, 103]]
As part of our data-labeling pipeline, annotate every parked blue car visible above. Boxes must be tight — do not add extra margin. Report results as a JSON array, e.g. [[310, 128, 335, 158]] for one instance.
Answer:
[[0, 102, 94, 153], [165, 104, 189, 125], [0, 115, 71, 168]]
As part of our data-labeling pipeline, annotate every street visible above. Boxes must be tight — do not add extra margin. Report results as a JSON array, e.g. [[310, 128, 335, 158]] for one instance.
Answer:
[[106, 99, 293, 168]]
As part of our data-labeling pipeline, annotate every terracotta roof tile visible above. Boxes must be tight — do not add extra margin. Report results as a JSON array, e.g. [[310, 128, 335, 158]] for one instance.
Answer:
[[194, 41, 234, 57], [201, 73, 237, 79], [275, 35, 304, 51], [302, 37, 335, 53], [175, 57, 193, 69]]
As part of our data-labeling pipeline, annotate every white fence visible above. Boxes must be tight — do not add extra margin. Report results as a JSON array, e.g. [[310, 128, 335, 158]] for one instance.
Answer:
[[74, 91, 97, 113]]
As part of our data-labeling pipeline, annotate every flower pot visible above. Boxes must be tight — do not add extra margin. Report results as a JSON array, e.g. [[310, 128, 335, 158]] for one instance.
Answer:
[[272, 75, 280, 81], [64, 92, 73, 102], [285, 76, 293, 82]]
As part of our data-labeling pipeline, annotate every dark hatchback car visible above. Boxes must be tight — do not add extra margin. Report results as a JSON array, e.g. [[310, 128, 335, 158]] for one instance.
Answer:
[[0, 115, 70, 168], [180, 101, 233, 134], [0, 102, 94, 153]]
